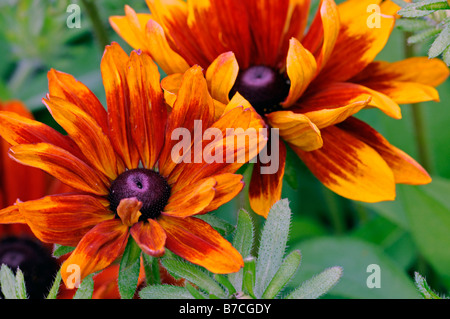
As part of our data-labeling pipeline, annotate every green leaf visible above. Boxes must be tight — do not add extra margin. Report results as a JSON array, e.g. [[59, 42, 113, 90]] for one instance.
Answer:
[[443, 44, 450, 65], [52, 244, 75, 258], [414, 272, 443, 299], [242, 257, 256, 298], [214, 274, 236, 296], [186, 282, 207, 299], [228, 209, 255, 292], [73, 274, 94, 299], [197, 214, 235, 236], [161, 258, 226, 298], [254, 199, 291, 298], [399, 180, 450, 285], [142, 254, 160, 286], [398, 0, 450, 17], [396, 18, 433, 32], [232, 209, 254, 258], [289, 237, 421, 299], [262, 250, 302, 299], [15, 268, 27, 299], [407, 28, 441, 45], [0, 264, 17, 299], [139, 284, 194, 299], [429, 24, 450, 58], [118, 237, 142, 299], [287, 266, 343, 299], [46, 270, 62, 299]]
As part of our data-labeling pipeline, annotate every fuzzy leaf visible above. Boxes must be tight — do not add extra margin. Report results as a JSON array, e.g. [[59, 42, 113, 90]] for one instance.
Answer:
[[396, 18, 432, 32], [118, 237, 142, 299], [443, 45, 450, 65], [414, 272, 443, 299], [0, 264, 17, 299], [398, 0, 450, 18], [407, 28, 441, 44], [73, 274, 94, 299], [15, 268, 27, 299], [262, 250, 302, 299], [161, 258, 226, 298], [286, 266, 343, 299], [429, 24, 450, 58], [197, 214, 235, 236], [139, 284, 194, 299], [228, 209, 255, 292], [46, 270, 62, 299], [254, 199, 292, 298], [242, 257, 256, 298], [52, 244, 75, 258]]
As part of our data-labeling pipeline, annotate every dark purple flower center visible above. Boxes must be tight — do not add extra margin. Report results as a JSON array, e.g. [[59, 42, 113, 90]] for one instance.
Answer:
[[0, 237, 58, 299], [108, 168, 171, 221], [230, 65, 290, 115]]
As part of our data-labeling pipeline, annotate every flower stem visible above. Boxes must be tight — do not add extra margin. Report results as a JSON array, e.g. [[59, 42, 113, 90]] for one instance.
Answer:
[[403, 32, 435, 174], [81, 0, 110, 50]]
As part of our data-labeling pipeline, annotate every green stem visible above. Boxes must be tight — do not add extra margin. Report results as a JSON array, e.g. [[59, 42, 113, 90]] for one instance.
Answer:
[[81, 0, 110, 50], [403, 32, 435, 174]]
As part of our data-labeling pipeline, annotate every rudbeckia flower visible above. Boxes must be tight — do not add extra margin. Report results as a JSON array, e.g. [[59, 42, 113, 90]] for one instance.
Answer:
[[110, 0, 450, 217], [0, 100, 65, 298], [0, 43, 264, 287]]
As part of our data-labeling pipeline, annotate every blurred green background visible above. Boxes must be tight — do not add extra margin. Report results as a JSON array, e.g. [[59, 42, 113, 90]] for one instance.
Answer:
[[0, 0, 449, 299]]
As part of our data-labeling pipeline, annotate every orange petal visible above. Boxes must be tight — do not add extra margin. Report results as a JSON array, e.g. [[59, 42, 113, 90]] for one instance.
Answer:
[[47, 69, 109, 133], [204, 173, 244, 212], [101, 43, 140, 169], [145, 19, 190, 74], [9, 143, 110, 196], [205, 51, 239, 105], [61, 219, 129, 288], [126, 50, 167, 169], [158, 65, 215, 178], [116, 198, 142, 227], [158, 215, 243, 273], [0, 111, 83, 158], [43, 96, 121, 180], [338, 117, 431, 185], [17, 194, 114, 246], [163, 177, 216, 217], [292, 125, 396, 202], [351, 58, 450, 88], [161, 73, 183, 108], [292, 82, 373, 128], [0, 205, 26, 224], [277, 0, 311, 61], [356, 85, 402, 119], [249, 140, 286, 218], [266, 111, 323, 151], [282, 38, 317, 108], [302, 0, 340, 72], [317, 0, 395, 82], [242, 0, 291, 67], [130, 219, 166, 257], [147, 0, 208, 67], [171, 106, 266, 188], [109, 5, 153, 51], [186, 0, 253, 68]]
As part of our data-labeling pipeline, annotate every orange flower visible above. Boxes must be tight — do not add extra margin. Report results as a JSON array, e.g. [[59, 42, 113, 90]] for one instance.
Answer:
[[0, 43, 265, 287], [111, 0, 449, 217], [0, 100, 66, 298]]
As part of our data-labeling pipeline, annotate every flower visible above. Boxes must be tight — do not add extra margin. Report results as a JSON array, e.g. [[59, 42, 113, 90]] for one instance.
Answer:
[[110, 0, 449, 217], [0, 43, 265, 287], [0, 100, 66, 298]]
